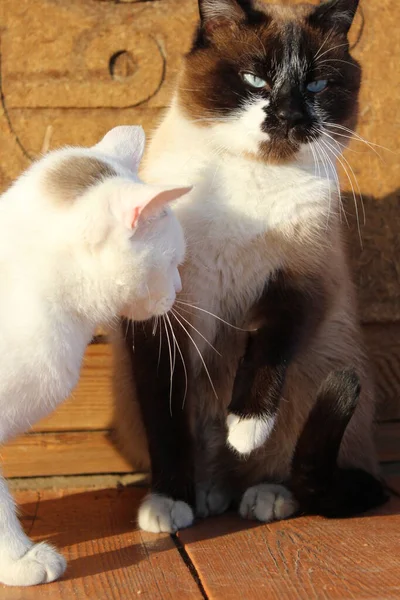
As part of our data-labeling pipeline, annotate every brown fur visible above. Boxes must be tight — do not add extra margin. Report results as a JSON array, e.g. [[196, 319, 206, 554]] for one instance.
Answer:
[[180, 0, 360, 163], [44, 156, 116, 202]]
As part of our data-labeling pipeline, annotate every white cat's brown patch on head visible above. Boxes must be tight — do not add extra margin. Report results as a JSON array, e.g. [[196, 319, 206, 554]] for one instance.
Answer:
[[43, 156, 116, 203], [179, 0, 360, 162]]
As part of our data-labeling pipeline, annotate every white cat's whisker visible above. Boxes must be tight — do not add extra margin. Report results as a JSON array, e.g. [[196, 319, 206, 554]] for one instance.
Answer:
[[165, 312, 188, 409], [170, 310, 218, 400], [175, 300, 252, 332], [171, 307, 221, 356], [162, 315, 174, 416]]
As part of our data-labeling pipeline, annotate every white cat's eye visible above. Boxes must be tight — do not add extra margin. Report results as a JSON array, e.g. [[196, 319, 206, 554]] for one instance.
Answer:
[[242, 72, 267, 89], [306, 79, 328, 93]]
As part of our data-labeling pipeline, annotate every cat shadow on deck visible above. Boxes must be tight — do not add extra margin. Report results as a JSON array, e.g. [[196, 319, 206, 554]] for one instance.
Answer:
[[15, 483, 399, 582]]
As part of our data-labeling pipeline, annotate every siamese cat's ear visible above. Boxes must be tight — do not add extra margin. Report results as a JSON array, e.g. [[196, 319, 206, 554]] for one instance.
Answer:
[[113, 184, 192, 229], [198, 0, 251, 33], [309, 0, 359, 35], [94, 126, 146, 172]]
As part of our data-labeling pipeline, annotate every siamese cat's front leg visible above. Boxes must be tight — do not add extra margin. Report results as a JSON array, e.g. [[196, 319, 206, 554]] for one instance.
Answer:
[[227, 270, 326, 454]]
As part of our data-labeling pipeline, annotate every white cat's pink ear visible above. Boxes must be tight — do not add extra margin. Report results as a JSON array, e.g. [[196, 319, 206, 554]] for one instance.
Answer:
[[131, 185, 193, 228], [94, 126, 145, 171]]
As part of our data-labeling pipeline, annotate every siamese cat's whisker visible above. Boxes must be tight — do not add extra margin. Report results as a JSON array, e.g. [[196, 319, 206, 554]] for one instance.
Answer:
[[323, 123, 389, 156], [313, 28, 334, 60], [318, 58, 361, 69], [308, 138, 319, 180], [165, 312, 188, 409], [317, 140, 349, 227], [162, 315, 174, 416], [171, 311, 218, 400], [175, 300, 252, 332], [314, 139, 347, 226], [315, 42, 350, 60], [171, 307, 221, 356], [311, 137, 333, 228], [319, 129, 348, 153], [320, 130, 366, 227], [320, 137, 363, 246]]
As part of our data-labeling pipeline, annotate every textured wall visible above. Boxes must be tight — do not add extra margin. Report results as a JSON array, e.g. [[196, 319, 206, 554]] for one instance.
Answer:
[[1, 0, 399, 323]]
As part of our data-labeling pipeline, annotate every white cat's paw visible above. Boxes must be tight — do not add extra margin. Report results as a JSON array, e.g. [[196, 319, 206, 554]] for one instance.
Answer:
[[227, 414, 276, 455], [196, 482, 232, 518], [0, 542, 66, 587], [138, 493, 194, 533], [239, 484, 298, 522]]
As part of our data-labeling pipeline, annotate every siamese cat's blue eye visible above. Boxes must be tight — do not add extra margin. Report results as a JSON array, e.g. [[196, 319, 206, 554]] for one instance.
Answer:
[[307, 79, 328, 93], [242, 73, 267, 89]]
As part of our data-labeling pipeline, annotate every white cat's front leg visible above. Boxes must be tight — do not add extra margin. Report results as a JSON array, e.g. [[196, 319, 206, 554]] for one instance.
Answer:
[[0, 475, 66, 586]]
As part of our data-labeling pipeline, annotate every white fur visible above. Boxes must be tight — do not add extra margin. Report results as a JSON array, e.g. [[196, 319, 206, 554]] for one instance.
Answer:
[[0, 126, 188, 586], [227, 414, 276, 455], [138, 494, 194, 533], [239, 484, 298, 522]]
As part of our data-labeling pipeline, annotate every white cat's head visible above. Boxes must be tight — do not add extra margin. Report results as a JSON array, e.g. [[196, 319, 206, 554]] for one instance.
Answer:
[[33, 126, 189, 323]]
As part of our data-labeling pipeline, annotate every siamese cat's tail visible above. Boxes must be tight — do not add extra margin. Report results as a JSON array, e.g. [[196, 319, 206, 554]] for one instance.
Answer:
[[290, 368, 388, 518]]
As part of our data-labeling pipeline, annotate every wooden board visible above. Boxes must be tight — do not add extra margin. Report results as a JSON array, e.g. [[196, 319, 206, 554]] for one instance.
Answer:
[[2, 432, 132, 478], [3, 420, 399, 479], [32, 344, 113, 433], [180, 494, 400, 600], [4, 487, 202, 600], [6, 485, 400, 600]]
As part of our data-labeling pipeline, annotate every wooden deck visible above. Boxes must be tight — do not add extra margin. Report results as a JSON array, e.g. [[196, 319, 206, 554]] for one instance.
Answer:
[[2, 482, 400, 599]]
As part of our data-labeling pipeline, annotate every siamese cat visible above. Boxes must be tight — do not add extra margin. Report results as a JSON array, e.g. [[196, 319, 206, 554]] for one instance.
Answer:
[[112, 0, 385, 532]]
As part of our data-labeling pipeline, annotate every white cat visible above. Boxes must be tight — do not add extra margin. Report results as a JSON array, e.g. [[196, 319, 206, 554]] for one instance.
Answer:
[[0, 126, 189, 586]]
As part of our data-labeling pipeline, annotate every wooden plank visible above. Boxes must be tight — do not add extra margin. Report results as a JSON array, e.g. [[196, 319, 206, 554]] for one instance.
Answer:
[[364, 323, 400, 421], [3, 418, 396, 484], [3, 487, 202, 600], [2, 432, 132, 478], [180, 491, 400, 600], [32, 344, 113, 433]]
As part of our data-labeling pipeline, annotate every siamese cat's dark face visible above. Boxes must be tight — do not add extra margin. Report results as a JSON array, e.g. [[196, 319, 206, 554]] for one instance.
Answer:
[[179, 0, 361, 162]]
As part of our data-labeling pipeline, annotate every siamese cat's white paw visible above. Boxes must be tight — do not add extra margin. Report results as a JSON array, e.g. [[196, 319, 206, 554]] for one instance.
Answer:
[[196, 482, 232, 518], [138, 493, 194, 533], [239, 484, 298, 522], [0, 542, 66, 587], [227, 414, 276, 455]]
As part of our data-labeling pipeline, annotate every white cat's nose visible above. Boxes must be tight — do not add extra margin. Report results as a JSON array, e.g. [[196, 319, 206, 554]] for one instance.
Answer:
[[174, 270, 182, 294]]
